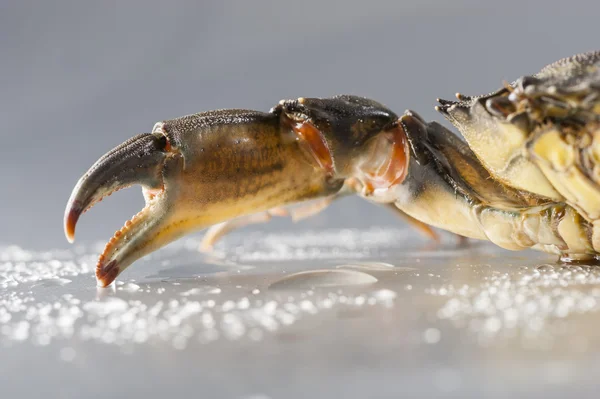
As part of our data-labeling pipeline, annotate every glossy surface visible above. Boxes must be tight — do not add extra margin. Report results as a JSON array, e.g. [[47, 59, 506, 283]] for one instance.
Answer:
[[2, 227, 600, 398]]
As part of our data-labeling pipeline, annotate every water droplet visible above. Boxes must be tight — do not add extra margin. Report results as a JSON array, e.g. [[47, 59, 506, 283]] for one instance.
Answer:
[[336, 262, 397, 271], [268, 269, 377, 290]]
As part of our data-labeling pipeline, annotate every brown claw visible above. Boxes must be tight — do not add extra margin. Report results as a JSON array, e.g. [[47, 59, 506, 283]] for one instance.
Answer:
[[64, 133, 168, 244], [64, 200, 82, 243], [65, 107, 343, 286], [96, 260, 119, 287]]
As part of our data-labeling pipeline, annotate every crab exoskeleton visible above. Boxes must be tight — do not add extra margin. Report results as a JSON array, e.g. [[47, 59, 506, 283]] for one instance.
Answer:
[[65, 51, 600, 287]]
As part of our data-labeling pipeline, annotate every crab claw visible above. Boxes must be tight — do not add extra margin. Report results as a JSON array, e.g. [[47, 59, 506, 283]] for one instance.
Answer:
[[64, 133, 169, 243], [64, 131, 179, 286], [64, 110, 344, 287]]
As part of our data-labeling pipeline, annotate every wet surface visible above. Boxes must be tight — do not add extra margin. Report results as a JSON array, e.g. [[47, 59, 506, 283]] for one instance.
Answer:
[[2, 227, 600, 398]]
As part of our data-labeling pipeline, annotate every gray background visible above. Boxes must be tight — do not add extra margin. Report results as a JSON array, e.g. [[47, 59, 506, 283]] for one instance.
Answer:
[[2, 2, 600, 399], [2, 0, 598, 249]]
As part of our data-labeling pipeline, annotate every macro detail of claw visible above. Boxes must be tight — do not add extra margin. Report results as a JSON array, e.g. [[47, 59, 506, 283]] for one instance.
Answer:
[[65, 105, 360, 287], [64, 133, 171, 243], [64, 130, 178, 286], [65, 96, 412, 286]]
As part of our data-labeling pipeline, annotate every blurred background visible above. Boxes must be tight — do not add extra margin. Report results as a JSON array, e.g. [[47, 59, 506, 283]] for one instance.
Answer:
[[3, 2, 600, 398], [2, 0, 598, 249]]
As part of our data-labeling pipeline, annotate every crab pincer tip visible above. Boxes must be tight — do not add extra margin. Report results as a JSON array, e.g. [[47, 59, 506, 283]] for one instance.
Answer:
[[64, 200, 82, 244], [96, 260, 119, 287]]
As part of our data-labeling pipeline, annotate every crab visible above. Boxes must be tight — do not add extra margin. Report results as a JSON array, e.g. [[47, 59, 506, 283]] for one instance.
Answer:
[[64, 50, 600, 287]]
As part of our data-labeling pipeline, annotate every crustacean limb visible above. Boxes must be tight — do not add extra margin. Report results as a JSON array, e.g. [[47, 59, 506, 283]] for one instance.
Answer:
[[64, 51, 600, 287], [378, 111, 599, 261], [65, 108, 346, 287], [198, 173, 446, 251], [65, 96, 413, 286], [198, 196, 338, 252]]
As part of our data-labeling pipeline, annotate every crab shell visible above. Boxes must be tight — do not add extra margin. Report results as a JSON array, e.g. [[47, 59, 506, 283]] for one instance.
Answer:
[[436, 50, 600, 235]]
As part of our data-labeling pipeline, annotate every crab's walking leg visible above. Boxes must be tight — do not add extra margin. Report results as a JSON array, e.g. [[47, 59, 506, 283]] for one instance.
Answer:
[[286, 195, 338, 221], [199, 195, 338, 252], [389, 112, 598, 260], [199, 189, 445, 252], [455, 234, 470, 247], [200, 210, 284, 252], [383, 203, 439, 242], [473, 203, 597, 261], [528, 122, 600, 222], [198, 177, 368, 252]]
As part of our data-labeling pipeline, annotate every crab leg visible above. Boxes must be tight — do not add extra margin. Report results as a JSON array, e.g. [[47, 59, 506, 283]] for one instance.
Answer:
[[65, 109, 344, 287], [382, 203, 439, 242], [384, 112, 598, 260], [200, 210, 285, 253], [198, 177, 379, 251], [64, 133, 169, 242], [66, 88, 600, 287], [199, 196, 339, 252]]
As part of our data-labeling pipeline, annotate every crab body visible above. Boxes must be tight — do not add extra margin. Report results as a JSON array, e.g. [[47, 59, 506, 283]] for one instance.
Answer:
[[65, 51, 600, 286], [435, 50, 600, 257]]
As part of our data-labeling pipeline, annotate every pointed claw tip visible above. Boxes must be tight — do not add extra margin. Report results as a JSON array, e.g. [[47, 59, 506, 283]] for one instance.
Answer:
[[96, 259, 119, 287], [64, 200, 82, 243]]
